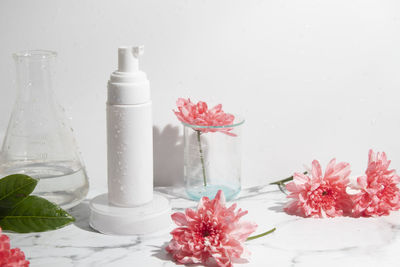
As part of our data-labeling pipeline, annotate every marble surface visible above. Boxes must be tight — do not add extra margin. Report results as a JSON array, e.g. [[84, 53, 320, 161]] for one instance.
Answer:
[[8, 185, 400, 267]]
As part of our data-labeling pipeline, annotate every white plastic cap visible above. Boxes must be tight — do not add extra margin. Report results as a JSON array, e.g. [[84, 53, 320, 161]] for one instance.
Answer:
[[108, 45, 150, 105], [118, 46, 144, 72]]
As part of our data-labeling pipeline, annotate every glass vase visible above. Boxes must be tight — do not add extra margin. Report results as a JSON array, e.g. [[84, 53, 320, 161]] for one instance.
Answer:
[[0, 50, 89, 209], [183, 117, 244, 201]]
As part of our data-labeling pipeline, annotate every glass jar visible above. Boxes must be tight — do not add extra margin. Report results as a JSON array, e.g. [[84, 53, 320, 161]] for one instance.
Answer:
[[0, 50, 89, 209], [183, 117, 244, 201]]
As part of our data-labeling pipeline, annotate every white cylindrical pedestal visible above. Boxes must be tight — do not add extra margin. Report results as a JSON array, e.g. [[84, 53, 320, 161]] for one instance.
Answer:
[[89, 192, 171, 235]]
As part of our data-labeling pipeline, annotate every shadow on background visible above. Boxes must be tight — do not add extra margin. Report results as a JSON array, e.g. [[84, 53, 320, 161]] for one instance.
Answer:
[[153, 125, 184, 187]]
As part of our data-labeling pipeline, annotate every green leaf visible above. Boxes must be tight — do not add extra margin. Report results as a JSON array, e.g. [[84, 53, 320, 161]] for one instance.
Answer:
[[0, 196, 75, 233], [0, 174, 38, 210]]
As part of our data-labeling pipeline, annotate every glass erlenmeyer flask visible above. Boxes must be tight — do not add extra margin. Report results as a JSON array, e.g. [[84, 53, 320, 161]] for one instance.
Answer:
[[0, 50, 89, 209]]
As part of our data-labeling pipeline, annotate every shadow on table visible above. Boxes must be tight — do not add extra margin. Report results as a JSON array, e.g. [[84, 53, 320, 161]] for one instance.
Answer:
[[68, 200, 98, 233], [150, 242, 170, 261], [155, 186, 194, 201], [151, 242, 211, 266], [268, 202, 286, 213]]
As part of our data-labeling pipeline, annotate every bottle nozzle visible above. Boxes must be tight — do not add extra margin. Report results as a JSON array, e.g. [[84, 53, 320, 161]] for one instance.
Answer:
[[118, 46, 144, 72]]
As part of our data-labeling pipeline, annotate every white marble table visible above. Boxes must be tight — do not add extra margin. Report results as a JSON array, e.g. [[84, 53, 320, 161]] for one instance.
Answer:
[[8, 185, 400, 267]]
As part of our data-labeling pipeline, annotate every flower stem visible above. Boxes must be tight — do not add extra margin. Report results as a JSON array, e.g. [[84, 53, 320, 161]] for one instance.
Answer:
[[246, 227, 276, 241], [196, 130, 207, 187], [269, 171, 308, 185]]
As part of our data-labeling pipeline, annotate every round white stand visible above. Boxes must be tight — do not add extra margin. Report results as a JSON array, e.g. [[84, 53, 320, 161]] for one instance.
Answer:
[[89, 193, 171, 235]]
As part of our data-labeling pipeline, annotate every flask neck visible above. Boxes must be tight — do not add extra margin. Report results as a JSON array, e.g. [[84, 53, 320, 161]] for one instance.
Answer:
[[13, 50, 57, 100]]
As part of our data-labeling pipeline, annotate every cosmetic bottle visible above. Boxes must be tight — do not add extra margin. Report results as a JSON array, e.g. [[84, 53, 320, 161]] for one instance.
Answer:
[[107, 46, 152, 206], [89, 46, 170, 235]]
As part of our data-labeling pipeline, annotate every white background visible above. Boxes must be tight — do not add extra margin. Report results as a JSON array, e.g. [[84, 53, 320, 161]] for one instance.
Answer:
[[1, 0, 400, 192]]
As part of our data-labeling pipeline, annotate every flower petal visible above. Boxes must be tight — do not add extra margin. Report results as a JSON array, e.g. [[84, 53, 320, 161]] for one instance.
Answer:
[[311, 160, 322, 179], [171, 212, 188, 226]]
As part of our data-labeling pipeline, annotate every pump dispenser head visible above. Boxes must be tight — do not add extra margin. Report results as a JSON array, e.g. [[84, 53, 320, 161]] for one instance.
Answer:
[[108, 45, 150, 105], [118, 46, 144, 72]]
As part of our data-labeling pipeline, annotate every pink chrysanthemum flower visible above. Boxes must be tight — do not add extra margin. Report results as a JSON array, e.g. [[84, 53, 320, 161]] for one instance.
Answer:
[[285, 159, 352, 218], [173, 98, 235, 135], [352, 150, 400, 217], [0, 227, 29, 267], [166, 190, 257, 267]]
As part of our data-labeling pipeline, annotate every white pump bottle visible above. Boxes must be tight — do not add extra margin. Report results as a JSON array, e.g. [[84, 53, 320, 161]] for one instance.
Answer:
[[107, 46, 153, 206], [89, 46, 170, 235]]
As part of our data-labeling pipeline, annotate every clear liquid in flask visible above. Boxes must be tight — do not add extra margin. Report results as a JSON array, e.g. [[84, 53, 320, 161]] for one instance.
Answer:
[[0, 160, 89, 209]]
